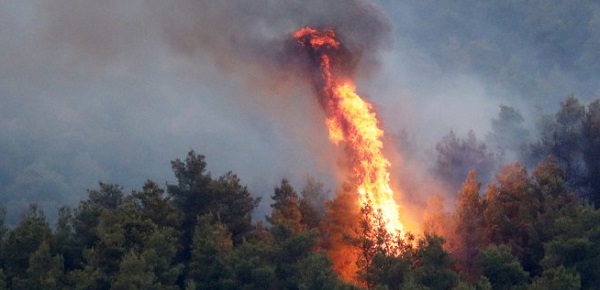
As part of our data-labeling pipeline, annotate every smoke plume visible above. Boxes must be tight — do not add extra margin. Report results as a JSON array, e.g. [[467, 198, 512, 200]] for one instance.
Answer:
[[0, 0, 395, 223], [2, 0, 599, 225]]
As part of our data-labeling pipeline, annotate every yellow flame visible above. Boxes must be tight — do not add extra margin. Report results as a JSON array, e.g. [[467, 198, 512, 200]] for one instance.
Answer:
[[331, 83, 404, 236], [294, 27, 405, 239]]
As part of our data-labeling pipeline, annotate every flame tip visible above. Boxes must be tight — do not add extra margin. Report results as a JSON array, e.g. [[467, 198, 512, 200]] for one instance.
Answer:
[[293, 25, 408, 253]]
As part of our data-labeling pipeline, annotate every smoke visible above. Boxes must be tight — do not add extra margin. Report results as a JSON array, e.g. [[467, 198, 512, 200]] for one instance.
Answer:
[[0, 0, 395, 224], [2, 0, 599, 225]]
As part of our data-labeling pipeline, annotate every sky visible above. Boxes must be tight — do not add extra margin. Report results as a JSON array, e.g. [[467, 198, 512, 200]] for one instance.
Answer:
[[1, 0, 599, 224]]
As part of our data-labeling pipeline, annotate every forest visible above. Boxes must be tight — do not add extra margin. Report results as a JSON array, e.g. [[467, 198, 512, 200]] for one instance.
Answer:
[[2, 0, 600, 289], [0, 94, 599, 290]]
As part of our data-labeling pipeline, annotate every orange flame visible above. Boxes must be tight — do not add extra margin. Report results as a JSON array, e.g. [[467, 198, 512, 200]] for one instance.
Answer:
[[294, 27, 404, 239]]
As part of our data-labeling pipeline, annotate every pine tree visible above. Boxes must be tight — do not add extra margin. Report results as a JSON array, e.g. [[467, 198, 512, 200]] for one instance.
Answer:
[[168, 150, 259, 261], [112, 251, 158, 290], [299, 176, 329, 230], [2, 205, 52, 289], [484, 163, 542, 273], [422, 193, 452, 237], [69, 210, 126, 289], [412, 235, 459, 290], [479, 245, 528, 290], [268, 179, 304, 232], [297, 252, 348, 290], [17, 241, 65, 290], [353, 202, 378, 290], [130, 180, 181, 229], [352, 201, 415, 290], [187, 214, 234, 289], [528, 266, 581, 290], [541, 205, 600, 289], [319, 188, 361, 283], [451, 171, 486, 280], [168, 150, 213, 263], [210, 172, 260, 243], [139, 227, 182, 289], [228, 235, 277, 290], [88, 182, 124, 210]]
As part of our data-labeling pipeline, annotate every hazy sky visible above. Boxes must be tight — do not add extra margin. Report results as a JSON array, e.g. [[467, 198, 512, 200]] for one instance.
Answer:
[[1, 0, 599, 224]]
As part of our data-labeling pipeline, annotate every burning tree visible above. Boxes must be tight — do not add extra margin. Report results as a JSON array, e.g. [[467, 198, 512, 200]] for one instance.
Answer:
[[291, 26, 409, 281]]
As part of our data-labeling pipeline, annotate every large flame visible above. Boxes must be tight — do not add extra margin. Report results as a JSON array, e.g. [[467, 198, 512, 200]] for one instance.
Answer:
[[293, 27, 404, 238]]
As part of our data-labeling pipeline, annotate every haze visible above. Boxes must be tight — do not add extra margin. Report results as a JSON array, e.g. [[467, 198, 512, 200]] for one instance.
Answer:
[[1, 0, 599, 224]]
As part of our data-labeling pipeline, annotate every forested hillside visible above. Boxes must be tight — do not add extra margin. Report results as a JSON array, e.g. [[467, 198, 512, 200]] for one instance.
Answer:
[[2, 97, 600, 290], [2, 0, 600, 289]]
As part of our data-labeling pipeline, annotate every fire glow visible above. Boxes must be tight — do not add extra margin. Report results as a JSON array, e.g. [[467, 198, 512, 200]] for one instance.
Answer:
[[293, 27, 405, 239]]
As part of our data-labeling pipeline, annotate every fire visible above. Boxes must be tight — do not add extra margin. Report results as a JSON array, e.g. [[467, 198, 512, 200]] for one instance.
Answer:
[[293, 27, 405, 239]]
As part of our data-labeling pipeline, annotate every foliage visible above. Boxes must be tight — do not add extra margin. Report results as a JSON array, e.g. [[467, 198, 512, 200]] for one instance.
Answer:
[[479, 244, 528, 290], [450, 170, 486, 281], [422, 194, 452, 238], [319, 186, 361, 283], [0, 145, 598, 289], [412, 235, 459, 290], [299, 176, 329, 230], [528, 266, 580, 290], [2, 205, 52, 289], [528, 96, 587, 192], [268, 179, 304, 233], [541, 205, 600, 289], [435, 130, 497, 192], [486, 105, 529, 161]]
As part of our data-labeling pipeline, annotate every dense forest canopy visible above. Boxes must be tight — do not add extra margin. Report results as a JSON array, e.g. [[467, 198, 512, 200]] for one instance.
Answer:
[[0, 146, 598, 289]]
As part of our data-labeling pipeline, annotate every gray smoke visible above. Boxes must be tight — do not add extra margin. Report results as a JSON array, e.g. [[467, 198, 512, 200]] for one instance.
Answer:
[[1, 0, 599, 224], [0, 0, 393, 224]]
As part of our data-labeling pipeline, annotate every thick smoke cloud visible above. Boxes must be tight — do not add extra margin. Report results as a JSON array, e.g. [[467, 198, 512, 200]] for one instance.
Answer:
[[0, 0, 392, 224], [148, 0, 393, 96], [1, 0, 599, 224]]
